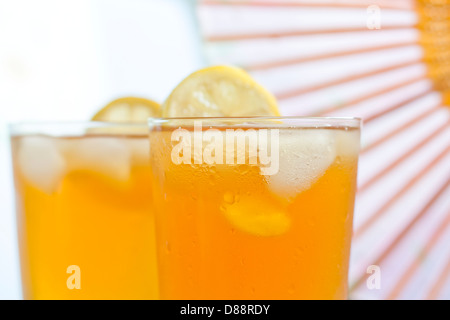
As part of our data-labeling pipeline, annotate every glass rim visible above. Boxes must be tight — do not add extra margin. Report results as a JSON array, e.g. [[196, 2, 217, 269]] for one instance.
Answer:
[[148, 116, 361, 128], [8, 121, 148, 136], [9, 120, 147, 127], [9, 116, 362, 135]]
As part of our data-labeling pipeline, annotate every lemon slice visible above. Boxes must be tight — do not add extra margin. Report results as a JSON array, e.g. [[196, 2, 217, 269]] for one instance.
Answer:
[[90, 97, 160, 135], [92, 97, 160, 122], [221, 196, 290, 237], [162, 66, 280, 117]]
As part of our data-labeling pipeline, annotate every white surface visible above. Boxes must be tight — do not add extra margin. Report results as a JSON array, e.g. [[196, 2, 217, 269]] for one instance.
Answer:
[[0, 0, 203, 299]]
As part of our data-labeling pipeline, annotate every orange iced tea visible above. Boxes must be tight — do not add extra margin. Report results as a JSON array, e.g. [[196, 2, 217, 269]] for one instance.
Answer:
[[11, 123, 158, 299], [149, 118, 360, 300]]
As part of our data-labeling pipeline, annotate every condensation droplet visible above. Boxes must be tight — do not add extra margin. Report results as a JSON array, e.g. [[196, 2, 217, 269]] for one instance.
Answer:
[[208, 174, 216, 186], [165, 241, 171, 254], [223, 191, 236, 204]]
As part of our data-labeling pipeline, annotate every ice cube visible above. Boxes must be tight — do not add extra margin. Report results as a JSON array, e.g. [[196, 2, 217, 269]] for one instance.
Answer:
[[17, 136, 66, 194], [127, 138, 149, 166], [267, 129, 336, 200], [65, 138, 131, 181], [335, 129, 360, 158]]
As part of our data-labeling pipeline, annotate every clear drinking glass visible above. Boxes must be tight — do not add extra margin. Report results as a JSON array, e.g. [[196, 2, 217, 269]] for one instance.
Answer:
[[10, 122, 158, 299], [148, 116, 361, 300]]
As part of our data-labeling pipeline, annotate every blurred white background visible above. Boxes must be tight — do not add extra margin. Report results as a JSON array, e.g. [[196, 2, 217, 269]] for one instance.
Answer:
[[0, 0, 203, 299]]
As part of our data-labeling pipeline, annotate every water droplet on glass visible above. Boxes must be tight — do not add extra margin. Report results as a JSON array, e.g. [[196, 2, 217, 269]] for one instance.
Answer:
[[223, 191, 235, 204], [165, 241, 171, 254], [208, 174, 216, 186]]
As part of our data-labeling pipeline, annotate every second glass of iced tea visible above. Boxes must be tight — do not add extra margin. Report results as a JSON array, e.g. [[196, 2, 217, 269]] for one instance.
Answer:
[[10, 122, 158, 299], [149, 116, 360, 300]]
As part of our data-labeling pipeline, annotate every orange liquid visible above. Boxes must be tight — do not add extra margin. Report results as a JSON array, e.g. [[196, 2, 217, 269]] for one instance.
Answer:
[[12, 135, 158, 299], [150, 127, 359, 299]]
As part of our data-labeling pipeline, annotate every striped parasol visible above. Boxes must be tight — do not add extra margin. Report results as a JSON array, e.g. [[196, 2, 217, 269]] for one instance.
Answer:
[[196, 0, 450, 299]]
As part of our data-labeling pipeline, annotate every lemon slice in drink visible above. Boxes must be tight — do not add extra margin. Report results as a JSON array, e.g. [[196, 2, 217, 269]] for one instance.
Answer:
[[162, 65, 280, 117], [221, 196, 290, 237], [92, 97, 161, 122]]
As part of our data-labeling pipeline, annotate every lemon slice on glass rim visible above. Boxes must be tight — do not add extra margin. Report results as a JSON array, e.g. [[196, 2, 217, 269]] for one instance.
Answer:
[[91, 97, 161, 134], [162, 65, 280, 117], [93, 97, 161, 122]]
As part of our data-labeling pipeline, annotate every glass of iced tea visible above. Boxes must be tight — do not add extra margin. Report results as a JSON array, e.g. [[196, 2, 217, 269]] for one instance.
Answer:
[[10, 122, 158, 299], [149, 116, 361, 300]]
